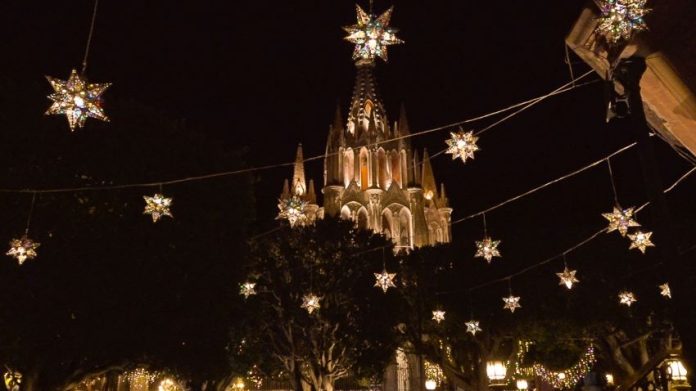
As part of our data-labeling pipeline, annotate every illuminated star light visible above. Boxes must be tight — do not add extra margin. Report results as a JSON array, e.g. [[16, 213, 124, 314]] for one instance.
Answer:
[[596, 0, 650, 44], [301, 293, 321, 314], [503, 295, 521, 313], [618, 290, 637, 306], [6, 235, 40, 265], [143, 193, 173, 223], [557, 267, 580, 290], [465, 320, 482, 336], [628, 230, 654, 254], [445, 130, 479, 163], [602, 206, 640, 237], [343, 4, 403, 63], [432, 310, 446, 324], [475, 237, 501, 263], [277, 195, 308, 227], [45, 69, 110, 131], [240, 282, 257, 299], [659, 283, 671, 299], [374, 269, 397, 293]]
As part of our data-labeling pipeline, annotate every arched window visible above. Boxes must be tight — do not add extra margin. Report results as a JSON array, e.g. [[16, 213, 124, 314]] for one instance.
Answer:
[[359, 148, 369, 190], [382, 209, 394, 240], [357, 208, 369, 230], [398, 208, 412, 249], [343, 148, 355, 187], [390, 151, 401, 188], [378, 148, 388, 189]]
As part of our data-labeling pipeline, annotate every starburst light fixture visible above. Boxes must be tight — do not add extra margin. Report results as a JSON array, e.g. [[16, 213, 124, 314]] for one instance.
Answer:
[[240, 282, 257, 299], [344, 4, 403, 63], [45, 69, 110, 131], [445, 130, 479, 163], [301, 293, 321, 314], [596, 0, 650, 44], [475, 237, 501, 263], [602, 206, 640, 237], [557, 267, 580, 290], [432, 310, 446, 324], [659, 283, 671, 299], [374, 269, 396, 293], [277, 195, 308, 227], [143, 193, 173, 223], [628, 230, 654, 253], [503, 295, 521, 313], [465, 320, 482, 336], [619, 290, 637, 306], [7, 235, 40, 265]]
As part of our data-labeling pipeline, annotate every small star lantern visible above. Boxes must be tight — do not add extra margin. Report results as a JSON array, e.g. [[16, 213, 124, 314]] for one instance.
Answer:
[[143, 193, 173, 223], [301, 293, 321, 314], [659, 283, 671, 299], [240, 282, 257, 299], [503, 295, 521, 313], [45, 69, 110, 131], [432, 310, 446, 324], [7, 235, 40, 265], [475, 237, 501, 263], [602, 206, 640, 237], [465, 320, 482, 336], [445, 130, 479, 163], [619, 290, 637, 306], [557, 267, 580, 290], [628, 230, 654, 254], [374, 269, 396, 293]]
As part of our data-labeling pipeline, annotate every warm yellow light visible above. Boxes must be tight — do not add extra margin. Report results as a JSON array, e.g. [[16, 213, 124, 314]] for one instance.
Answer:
[[516, 379, 529, 390], [557, 372, 566, 380], [425, 379, 438, 390], [487, 361, 507, 382], [606, 374, 614, 386], [667, 359, 688, 382], [424, 190, 434, 200]]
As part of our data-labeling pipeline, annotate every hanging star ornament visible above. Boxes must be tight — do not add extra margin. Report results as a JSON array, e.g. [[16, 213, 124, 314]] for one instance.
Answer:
[[432, 310, 446, 324], [143, 193, 173, 223], [465, 320, 482, 336], [503, 295, 521, 313], [301, 293, 321, 314], [7, 235, 40, 265], [618, 290, 637, 306], [343, 4, 403, 63], [445, 130, 479, 163], [475, 237, 501, 263], [628, 230, 654, 254], [557, 267, 580, 290], [240, 282, 257, 299], [659, 283, 671, 299], [277, 195, 308, 228], [45, 69, 110, 131], [602, 206, 640, 237], [595, 0, 650, 44], [374, 269, 397, 293]]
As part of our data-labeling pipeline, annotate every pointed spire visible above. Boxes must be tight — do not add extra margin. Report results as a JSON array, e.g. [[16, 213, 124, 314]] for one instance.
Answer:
[[347, 63, 387, 141], [412, 150, 421, 187], [307, 179, 317, 204], [292, 144, 306, 196], [333, 104, 344, 134], [440, 183, 449, 207], [282, 179, 290, 197], [421, 149, 438, 203], [398, 103, 410, 135]]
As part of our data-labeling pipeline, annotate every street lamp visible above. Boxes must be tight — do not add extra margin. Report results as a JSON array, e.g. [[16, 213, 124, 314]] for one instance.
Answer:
[[667, 359, 689, 382], [487, 361, 507, 385], [425, 379, 438, 390], [516, 379, 529, 390], [606, 373, 615, 387]]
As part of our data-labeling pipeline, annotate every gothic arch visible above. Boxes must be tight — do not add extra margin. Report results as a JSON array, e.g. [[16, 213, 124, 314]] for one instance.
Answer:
[[381, 208, 394, 239], [377, 147, 389, 190], [359, 147, 369, 190], [390, 150, 401, 188], [343, 148, 355, 187], [398, 208, 413, 249], [357, 207, 369, 230]]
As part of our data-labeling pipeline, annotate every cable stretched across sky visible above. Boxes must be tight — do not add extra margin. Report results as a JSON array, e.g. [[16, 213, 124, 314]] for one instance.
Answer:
[[0, 71, 597, 194]]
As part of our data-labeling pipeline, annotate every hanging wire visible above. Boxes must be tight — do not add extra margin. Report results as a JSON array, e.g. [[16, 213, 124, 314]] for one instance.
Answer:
[[507, 277, 513, 295], [606, 157, 620, 205], [564, 44, 576, 88], [24, 192, 38, 234], [0, 72, 597, 195], [482, 212, 488, 236], [562, 252, 568, 268], [81, 0, 101, 74]]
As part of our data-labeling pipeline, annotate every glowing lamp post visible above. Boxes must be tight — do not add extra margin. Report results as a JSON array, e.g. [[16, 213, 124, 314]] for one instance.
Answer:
[[666, 358, 690, 390], [425, 379, 438, 390], [516, 379, 529, 390], [487, 361, 508, 386]]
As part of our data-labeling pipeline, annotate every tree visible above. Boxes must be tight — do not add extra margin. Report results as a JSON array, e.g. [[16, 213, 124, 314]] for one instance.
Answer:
[[232, 219, 403, 391], [0, 76, 255, 390]]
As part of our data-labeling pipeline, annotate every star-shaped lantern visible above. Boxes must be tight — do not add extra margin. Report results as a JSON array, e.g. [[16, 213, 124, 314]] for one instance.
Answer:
[[344, 4, 403, 63], [475, 237, 501, 263], [556, 267, 580, 290], [602, 206, 640, 237], [618, 290, 637, 306], [143, 193, 173, 223], [503, 295, 521, 313], [465, 320, 482, 336], [45, 69, 110, 131], [240, 282, 257, 299], [7, 235, 40, 265], [595, 0, 650, 44], [445, 130, 479, 163], [628, 230, 654, 254], [301, 293, 321, 314], [374, 269, 396, 293], [277, 195, 308, 228], [432, 310, 446, 324], [659, 283, 671, 299]]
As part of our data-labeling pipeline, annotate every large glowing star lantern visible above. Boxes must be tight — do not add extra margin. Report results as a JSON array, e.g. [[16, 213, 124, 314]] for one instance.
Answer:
[[344, 4, 403, 63], [45, 69, 110, 131]]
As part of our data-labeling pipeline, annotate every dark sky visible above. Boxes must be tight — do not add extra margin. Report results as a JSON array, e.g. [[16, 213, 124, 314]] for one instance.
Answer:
[[1, 0, 694, 276]]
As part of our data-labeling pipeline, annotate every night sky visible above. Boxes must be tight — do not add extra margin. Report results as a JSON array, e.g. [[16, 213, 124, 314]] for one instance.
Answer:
[[1, 0, 694, 271]]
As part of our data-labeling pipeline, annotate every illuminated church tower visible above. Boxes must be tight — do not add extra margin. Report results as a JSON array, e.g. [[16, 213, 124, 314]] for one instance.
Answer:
[[279, 4, 452, 249]]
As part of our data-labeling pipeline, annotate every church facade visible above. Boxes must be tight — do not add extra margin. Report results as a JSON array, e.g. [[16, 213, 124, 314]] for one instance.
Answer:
[[279, 59, 453, 249]]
